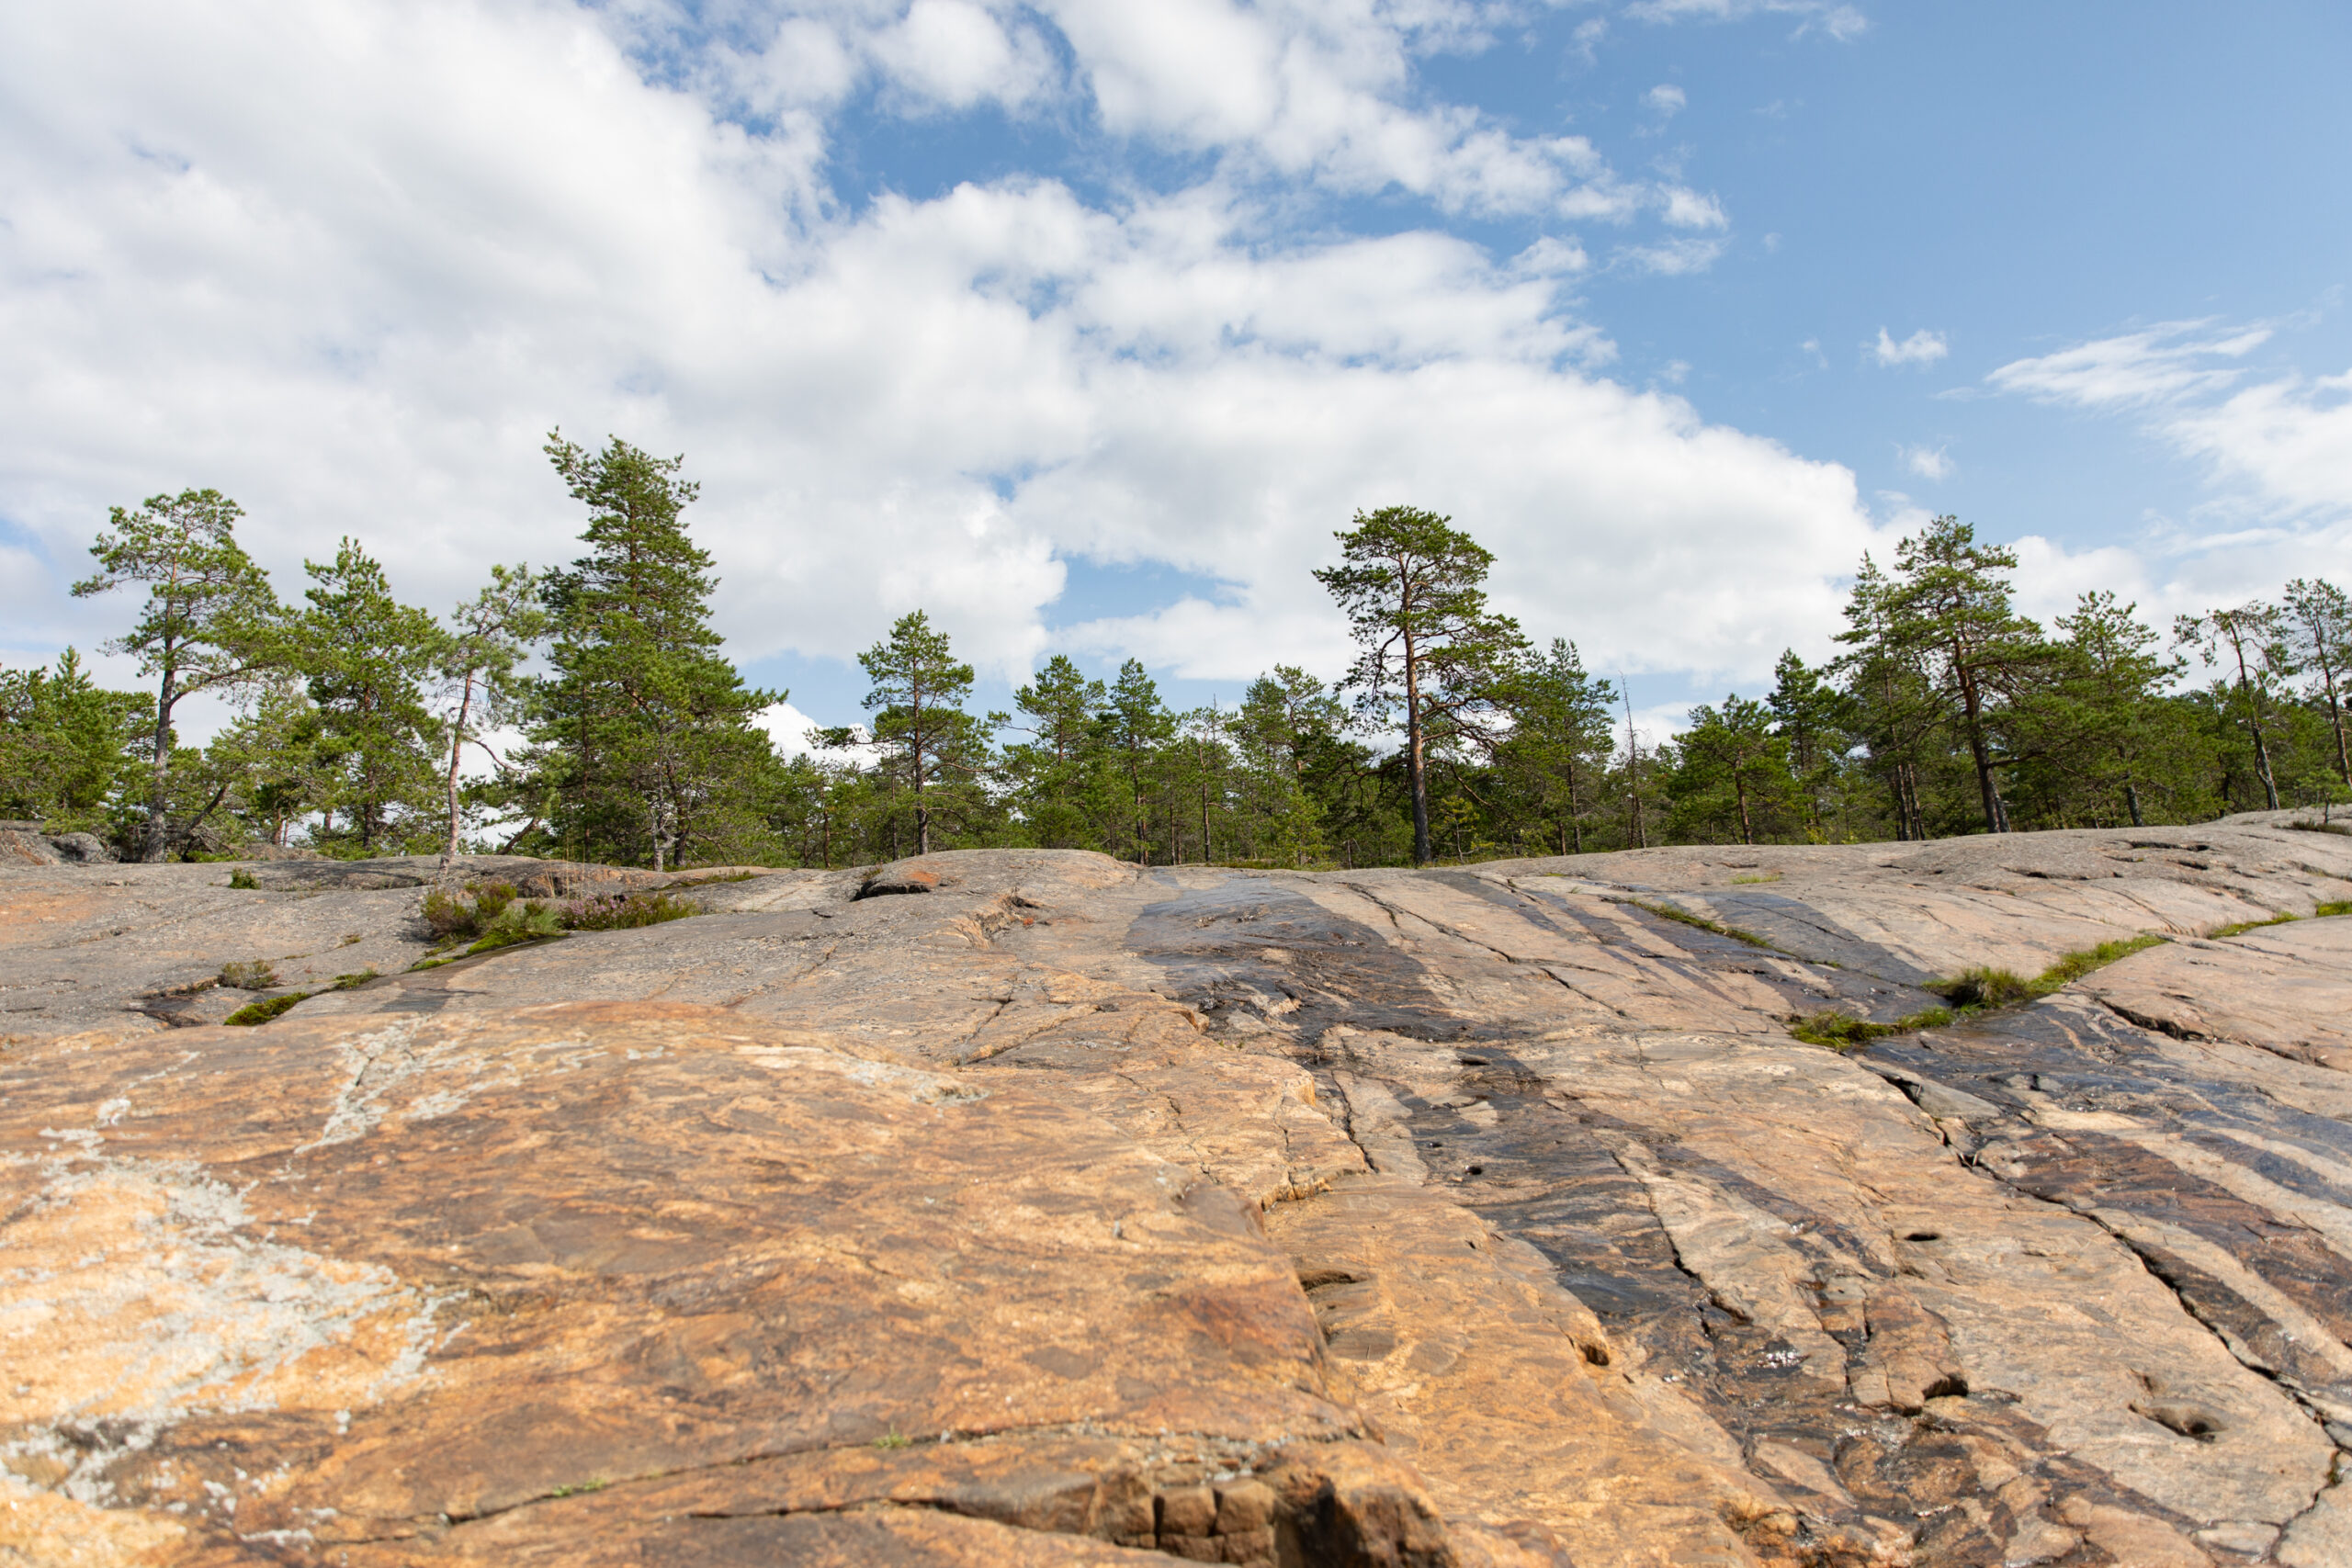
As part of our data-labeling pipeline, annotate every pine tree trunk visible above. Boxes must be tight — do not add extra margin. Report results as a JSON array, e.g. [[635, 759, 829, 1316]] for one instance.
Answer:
[[1405, 640, 1430, 865], [145, 663, 177, 863]]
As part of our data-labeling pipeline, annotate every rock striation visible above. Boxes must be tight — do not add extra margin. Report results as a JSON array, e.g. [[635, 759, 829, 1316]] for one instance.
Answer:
[[3, 815, 2350, 1565]]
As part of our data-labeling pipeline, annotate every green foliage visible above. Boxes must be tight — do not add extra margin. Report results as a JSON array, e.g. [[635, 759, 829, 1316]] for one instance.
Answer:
[[855, 611, 992, 856], [228, 868, 259, 889], [71, 489, 285, 860], [2033, 933, 2169, 985], [1317, 506, 1525, 863], [0, 649, 149, 836], [534, 432, 781, 869], [1666, 694, 1800, 846], [1932, 935, 2167, 1009], [297, 538, 447, 852], [331, 969, 379, 990], [218, 959, 281, 990], [1788, 1006, 1955, 1049], [2207, 913, 2298, 940], [1623, 898, 1777, 950], [224, 991, 310, 1026], [560, 890, 700, 930]]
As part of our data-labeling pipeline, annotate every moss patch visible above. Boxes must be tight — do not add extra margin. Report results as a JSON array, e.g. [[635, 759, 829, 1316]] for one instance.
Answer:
[[224, 991, 311, 1026]]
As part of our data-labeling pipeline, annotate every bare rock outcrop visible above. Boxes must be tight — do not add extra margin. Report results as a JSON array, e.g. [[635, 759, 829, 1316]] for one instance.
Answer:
[[5, 818, 2351, 1565]]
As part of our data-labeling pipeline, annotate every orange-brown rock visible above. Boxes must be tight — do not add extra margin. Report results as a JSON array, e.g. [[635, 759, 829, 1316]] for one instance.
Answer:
[[4, 813, 2351, 1565]]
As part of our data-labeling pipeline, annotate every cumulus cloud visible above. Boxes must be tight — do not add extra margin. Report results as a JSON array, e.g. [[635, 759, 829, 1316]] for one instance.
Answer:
[[0, 0, 1883, 723], [1643, 84, 1686, 117], [1871, 327, 1949, 367]]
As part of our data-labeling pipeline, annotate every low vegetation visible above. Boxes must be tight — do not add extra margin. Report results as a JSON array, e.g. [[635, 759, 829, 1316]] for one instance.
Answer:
[[224, 991, 309, 1026], [1788, 1007, 1955, 1051], [1625, 898, 1779, 951], [1790, 932, 2166, 1050], [217, 958, 279, 990], [413, 880, 703, 967]]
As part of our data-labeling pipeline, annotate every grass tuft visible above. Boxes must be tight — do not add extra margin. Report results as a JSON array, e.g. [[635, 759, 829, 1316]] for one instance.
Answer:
[[331, 968, 379, 990], [2317, 900, 2352, 918], [1625, 898, 1779, 951], [1927, 933, 2168, 1012], [227, 868, 258, 890], [218, 959, 280, 991], [224, 991, 310, 1026], [1729, 872, 1782, 885], [1788, 1005, 1955, 1050]]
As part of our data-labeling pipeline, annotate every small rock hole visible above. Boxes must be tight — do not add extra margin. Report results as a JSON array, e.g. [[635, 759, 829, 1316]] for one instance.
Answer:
[[1465, 1165, 1485, 1176], [1921, 1374, 1969, 1400], [1905, 1231, 1941, 1242], [1581, 1341, 1611, 1367], [1456, 1055, 1487, 1066]]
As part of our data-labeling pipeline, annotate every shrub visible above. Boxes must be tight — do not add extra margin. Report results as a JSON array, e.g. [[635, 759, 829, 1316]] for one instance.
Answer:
[[560, 891, 700, 931], [228, 869, 258, 890], [218, 959, 280, 991]]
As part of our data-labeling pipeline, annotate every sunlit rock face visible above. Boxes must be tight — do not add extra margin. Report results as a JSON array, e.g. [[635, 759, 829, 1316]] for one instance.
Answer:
[[4, 816, 2349, 1566]]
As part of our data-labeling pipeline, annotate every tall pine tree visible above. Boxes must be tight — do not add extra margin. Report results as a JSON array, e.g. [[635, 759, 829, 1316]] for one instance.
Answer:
[[536, 433, 777, 868]]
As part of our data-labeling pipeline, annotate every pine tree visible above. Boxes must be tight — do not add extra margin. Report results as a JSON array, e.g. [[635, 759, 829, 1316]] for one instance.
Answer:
[[1315, 507, 1524, 864], [0, 649, 149, 833], [536, 433, 778, 868], [436, 565, 548, 863], [71, 490, 283, 860], [857, 611, 989, 856], [1233, 666, 1342, 863], [2280, 579, 2352, 787], [1496, 639, 1616, 854], [2041, 592, 2182, 827], [1102, 659, 1176, 863], [1668, 694, 1797, 845], [2175, 603, 2288, 813], [1766, 651, 1848, 839], [299, 538, 446, 851], [1004, 654, 1107, 849]]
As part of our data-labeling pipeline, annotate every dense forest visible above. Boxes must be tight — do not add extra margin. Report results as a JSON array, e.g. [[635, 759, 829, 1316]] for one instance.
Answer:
[[6, 434, 2349, 869]]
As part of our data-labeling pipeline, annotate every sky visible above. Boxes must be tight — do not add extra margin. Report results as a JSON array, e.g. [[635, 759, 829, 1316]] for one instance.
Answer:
[[4, 0, 2348, 750]]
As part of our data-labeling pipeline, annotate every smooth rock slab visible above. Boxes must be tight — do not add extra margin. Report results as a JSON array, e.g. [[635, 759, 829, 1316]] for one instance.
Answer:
[[0, 1002, 1435, 1564]]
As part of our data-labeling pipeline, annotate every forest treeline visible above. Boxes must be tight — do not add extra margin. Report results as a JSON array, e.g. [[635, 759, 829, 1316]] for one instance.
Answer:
[[6, 434, 2349, 869]]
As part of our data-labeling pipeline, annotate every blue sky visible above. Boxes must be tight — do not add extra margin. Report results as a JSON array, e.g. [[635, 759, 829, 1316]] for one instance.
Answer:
[[4, 0, 2347, 746]]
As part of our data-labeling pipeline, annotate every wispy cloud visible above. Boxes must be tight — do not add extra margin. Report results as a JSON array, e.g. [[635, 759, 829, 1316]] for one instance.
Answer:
[[1624, 0, 1869, 43], [1986, 320, 2352, 540], [1900, 444, 1951, 481], [1615, 236, 1727, 276], [1643, 84, 1686, 117], [1871, 327, 1948, 367], [1985, 320, 2269, 408]]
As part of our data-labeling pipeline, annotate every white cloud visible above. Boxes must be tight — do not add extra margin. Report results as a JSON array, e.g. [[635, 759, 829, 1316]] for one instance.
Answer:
[[1625, 0, 1868, 41], [1871, 327, 1949, 367], [1660, 186, 1726, 229], [1615, 236, 1726, 276], [1900, 444, 1951, 480], [870, 0, 1057, 112], [1987, 321, 2352, 539], [1644, 83, 1686, 117], [0, 0, 1884, 724], [1986, 320, 2269, 408]]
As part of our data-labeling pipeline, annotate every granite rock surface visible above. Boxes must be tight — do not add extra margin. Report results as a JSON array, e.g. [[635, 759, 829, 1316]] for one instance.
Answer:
[[3, 815, 2350, 1565]]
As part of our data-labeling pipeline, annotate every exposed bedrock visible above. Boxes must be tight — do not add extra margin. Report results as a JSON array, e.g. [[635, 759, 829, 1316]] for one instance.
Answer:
[[3, 816, 2349, 1565]]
